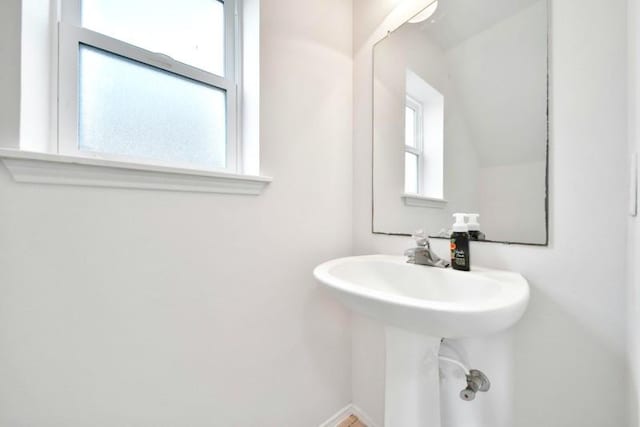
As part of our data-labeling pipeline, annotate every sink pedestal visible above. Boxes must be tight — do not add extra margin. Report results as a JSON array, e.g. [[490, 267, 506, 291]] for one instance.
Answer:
[[385, 326, 442, 427]]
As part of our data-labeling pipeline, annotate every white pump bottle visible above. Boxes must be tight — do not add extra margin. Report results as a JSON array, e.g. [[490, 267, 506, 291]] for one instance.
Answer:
[[465, 213, 486, 240], [452, 213, 468, 232]]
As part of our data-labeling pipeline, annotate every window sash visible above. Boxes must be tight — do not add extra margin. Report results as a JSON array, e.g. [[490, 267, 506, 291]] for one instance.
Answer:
[[58, 0, 239, 173], [405, 96, 423, 150], [60, 0, 236, 80], [405, 96, 424, 194]]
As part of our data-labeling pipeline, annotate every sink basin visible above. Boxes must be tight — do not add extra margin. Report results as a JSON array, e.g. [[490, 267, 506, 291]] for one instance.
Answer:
[[313, 254, 529, 338]]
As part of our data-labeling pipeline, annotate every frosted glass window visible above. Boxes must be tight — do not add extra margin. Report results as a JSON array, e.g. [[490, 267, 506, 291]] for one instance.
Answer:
[[78, 45, 227, 170], [405, 152, 419, 194], [405, 106, 416, 148], [81, 0, 225, 76]]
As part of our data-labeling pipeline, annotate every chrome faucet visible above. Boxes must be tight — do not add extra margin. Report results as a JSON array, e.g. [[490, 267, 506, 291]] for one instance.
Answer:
[[405, 230, 450, 268]]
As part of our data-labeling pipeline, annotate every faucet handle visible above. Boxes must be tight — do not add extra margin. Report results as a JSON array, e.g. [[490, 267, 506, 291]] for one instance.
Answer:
[[412, 230, 430, 248]]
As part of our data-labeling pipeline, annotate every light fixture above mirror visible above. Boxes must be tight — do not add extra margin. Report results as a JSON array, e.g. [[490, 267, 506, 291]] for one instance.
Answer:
[[408, 0, 438, 24]]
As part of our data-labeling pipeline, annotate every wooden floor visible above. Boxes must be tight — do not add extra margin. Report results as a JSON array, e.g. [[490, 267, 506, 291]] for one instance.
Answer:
[[337, 414, 367, 427]]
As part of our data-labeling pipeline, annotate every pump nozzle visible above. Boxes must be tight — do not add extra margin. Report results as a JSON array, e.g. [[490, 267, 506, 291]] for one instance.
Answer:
[[452, 213, 468, 232], [466, 213, 480, 231]]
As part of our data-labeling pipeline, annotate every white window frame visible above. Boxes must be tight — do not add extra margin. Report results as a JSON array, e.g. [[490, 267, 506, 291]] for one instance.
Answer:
[[57, 0, 240, 173], [404, 95, 424, 194]]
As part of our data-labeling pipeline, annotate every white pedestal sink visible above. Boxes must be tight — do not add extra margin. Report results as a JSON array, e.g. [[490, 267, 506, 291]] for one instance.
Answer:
[[313, 255, 529, 427]]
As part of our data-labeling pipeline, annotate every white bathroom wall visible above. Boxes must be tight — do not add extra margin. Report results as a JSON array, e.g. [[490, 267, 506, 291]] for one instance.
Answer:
[[0, 0, 354, 425], [353, 1, 630, 426], [628, 0, 640, 424]]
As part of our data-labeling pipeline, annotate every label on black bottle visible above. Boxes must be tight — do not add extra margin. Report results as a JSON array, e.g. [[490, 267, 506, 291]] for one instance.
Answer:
[[450, 233, 470, 271]]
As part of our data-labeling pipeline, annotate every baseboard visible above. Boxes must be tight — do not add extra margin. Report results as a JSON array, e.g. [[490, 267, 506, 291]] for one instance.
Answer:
[[319, 403, 380, 427], [351, 404, 379, 427]]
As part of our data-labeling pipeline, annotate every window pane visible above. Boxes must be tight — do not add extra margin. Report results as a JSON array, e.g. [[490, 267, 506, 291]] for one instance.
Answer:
[[405, 106, 416, 148], [78, 45, 227, 170], [81, 0, 225, 76], [405, 152, 418, 194]]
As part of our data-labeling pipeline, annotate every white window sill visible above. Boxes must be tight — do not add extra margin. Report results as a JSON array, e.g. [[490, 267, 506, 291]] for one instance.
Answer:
[[402, 193, 447, 208], [0, 149, 272, 195]]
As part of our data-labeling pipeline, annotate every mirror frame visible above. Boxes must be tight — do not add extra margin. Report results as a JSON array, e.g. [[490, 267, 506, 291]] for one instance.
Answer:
[[370, 1, 550, 246]]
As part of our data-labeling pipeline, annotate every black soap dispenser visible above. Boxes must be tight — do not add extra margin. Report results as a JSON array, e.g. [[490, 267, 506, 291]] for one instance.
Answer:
[[450, 213, 471, 271]]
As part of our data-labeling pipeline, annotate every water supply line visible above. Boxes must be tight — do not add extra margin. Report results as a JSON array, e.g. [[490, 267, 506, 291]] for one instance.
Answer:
[[438, 341, 491, 402], [438, 355, 470, 375]]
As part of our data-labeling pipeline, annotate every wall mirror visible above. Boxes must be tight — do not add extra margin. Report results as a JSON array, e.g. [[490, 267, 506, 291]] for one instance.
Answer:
[[372, 0, 549, 245]]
